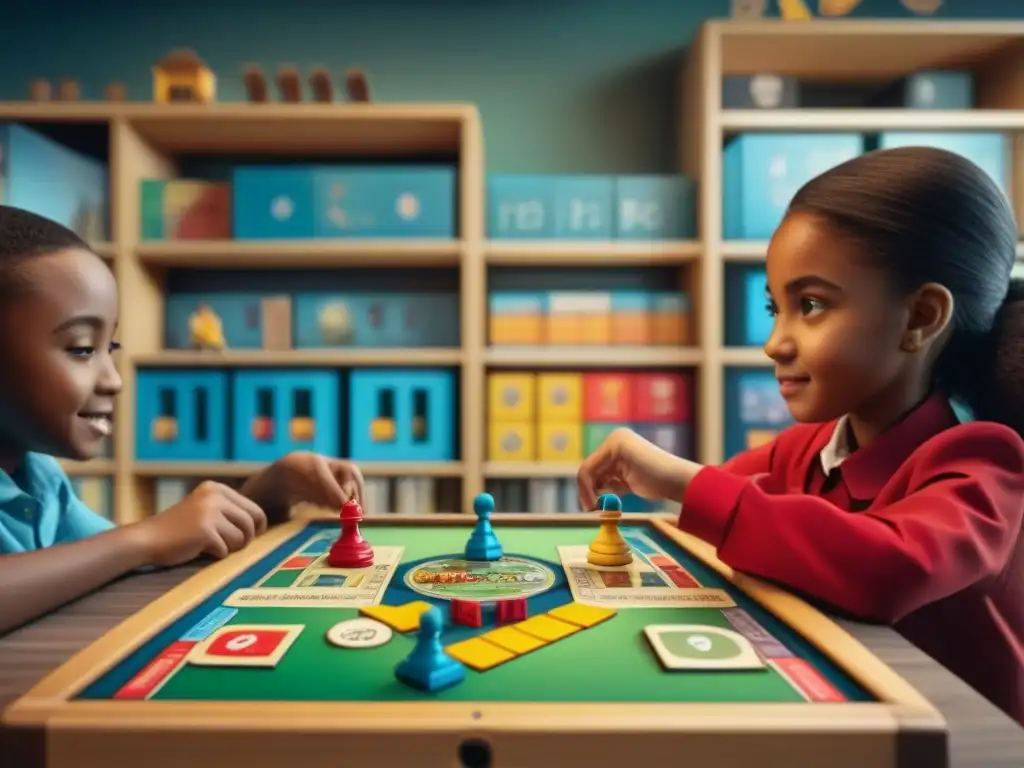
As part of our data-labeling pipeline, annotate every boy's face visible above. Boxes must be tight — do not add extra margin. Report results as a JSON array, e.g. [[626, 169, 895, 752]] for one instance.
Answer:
[[0, 248, 121, 461], [763, 212, 914, 430]]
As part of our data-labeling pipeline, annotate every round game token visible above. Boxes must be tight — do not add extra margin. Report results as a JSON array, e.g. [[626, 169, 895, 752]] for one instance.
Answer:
[[326, 618, 393, 649]]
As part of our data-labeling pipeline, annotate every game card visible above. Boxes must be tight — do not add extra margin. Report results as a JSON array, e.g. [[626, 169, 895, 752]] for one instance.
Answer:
[[186, 624, 304, 668], [644, 624, 767, 670]]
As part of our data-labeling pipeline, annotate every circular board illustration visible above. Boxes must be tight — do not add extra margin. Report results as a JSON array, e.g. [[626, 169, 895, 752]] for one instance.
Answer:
[[404, 556, 557, 602]]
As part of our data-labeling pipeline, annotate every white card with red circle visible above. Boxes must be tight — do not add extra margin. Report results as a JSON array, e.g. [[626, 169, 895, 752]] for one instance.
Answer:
[[186, 624, 304, 668]]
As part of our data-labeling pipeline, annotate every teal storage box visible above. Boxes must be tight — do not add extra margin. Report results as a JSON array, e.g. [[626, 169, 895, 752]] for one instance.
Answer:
[[724, 368, 794, 459], [0, 123, 108, 241], [314, 166, 455, 238], [349, 369, 456, 461], [553, 175, 614, 239], [724, 265, 772, 346], [231, 369, 341, 461], [232, 167, 316, 239], [878, 132, 1009, 195], [165, 293, 276, 350], [723, 133, 863, 240], [487, 174, 555, 239], [293, 292, 459, 348], [614, 175, 696, 240], [136, 370, 228, 461]]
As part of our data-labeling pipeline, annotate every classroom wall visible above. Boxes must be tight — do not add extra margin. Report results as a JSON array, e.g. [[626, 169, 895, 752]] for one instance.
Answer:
[[1, 0, 1020, 173]]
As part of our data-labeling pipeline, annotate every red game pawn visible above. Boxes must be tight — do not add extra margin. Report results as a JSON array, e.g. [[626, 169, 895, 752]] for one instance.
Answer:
[[327, 500, 374, 569]]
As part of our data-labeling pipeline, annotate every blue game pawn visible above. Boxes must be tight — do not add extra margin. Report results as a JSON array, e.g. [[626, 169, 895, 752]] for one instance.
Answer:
[[465, 493, 503, 561], [394, 607, 466, 692], [597, 493, 622, 512]]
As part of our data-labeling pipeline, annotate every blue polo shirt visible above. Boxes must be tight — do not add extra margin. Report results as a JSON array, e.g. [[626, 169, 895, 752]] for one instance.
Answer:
[[0, 453, 115, 553]]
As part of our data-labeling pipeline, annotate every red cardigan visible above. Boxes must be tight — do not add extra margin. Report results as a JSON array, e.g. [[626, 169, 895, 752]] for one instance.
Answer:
[[681, 393, 1024, 726]]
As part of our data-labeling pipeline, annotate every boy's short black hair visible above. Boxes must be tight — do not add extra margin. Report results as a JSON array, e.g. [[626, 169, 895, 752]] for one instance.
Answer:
[[0, 204, 91, 299]]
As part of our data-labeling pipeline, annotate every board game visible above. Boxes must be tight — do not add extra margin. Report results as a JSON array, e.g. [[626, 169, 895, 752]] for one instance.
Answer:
[[1, 495, 948, 768]]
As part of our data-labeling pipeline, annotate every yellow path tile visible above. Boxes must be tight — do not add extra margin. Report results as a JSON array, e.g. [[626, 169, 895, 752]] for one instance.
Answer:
[[514, 615, 580, 642], [359, 601, 432, 632], [481, 626, 548, 655], [548, 603, 617, 629], [446, 637, 516, 671]]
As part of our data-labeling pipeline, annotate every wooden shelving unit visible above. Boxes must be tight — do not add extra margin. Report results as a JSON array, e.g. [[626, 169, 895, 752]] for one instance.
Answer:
[[10, 18, 1024, 518], [682, 19, 1024, 465]]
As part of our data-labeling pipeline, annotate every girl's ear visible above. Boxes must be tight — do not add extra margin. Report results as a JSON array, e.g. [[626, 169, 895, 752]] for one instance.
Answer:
[[901, 282, 953, 353]]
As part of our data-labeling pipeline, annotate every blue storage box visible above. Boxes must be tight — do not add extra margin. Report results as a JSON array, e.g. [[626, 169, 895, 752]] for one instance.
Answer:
[[724, 265, 772, 346], [614, 175, 696, 240], [231, 370, 341, 461], [552, 175, 614, 239], [232, 167, 317, 240], [349, 369, 456, 461], [136, 370, 228, 461], [723, 133, 864, 240], [165, 293, 281, 350], [724, 368, 793, 459], [293, 293, 459, 348], [314, 167, 456, 238], [0, 123, 108, 241], [877, 132, 1009, 196], [487, 174, 555, 239]]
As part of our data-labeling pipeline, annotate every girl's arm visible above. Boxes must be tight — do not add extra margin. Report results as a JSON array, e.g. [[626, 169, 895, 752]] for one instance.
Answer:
[[680, 421, 1024, 623]]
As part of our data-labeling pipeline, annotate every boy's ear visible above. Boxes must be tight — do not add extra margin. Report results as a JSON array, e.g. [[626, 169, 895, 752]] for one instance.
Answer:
[[901, 282, 953, 353]]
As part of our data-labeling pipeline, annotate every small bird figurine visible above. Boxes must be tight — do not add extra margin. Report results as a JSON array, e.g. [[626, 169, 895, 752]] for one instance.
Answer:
[[189, 304, 227, 350]]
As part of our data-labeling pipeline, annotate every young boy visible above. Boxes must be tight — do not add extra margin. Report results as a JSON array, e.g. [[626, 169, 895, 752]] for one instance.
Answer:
[[0, 205, 363, 635]]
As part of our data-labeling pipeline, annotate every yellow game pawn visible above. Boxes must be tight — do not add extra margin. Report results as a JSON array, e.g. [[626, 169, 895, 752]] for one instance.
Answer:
[[587, 494, 633, 567]]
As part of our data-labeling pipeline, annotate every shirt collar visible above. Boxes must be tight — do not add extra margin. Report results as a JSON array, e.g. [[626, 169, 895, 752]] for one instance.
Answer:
[[816, 392, 959, 500], [0, 453, 58, 502]]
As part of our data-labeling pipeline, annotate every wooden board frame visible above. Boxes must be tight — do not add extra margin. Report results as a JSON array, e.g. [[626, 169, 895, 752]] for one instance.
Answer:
[[1, 513, 947, 768]]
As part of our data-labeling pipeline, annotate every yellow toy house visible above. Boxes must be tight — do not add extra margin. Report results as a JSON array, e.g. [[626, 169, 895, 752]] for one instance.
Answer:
[[153, 49, 215, 103]]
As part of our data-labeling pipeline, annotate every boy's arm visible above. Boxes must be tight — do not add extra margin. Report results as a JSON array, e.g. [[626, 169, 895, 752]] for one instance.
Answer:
[[0, 524, 153, 634], [679, 422, 1024, 623]]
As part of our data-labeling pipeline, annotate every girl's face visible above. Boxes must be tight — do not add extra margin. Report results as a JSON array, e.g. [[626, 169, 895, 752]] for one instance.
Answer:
[[763, 212, 917, 429]]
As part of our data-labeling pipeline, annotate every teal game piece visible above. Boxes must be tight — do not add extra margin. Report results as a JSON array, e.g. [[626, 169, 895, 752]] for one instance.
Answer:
[[394, 607, 466, 692], [597, 493, 622, 512], [465, 493, 503, 561]]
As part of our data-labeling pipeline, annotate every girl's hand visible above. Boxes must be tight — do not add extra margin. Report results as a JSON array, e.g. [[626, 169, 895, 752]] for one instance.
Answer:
[[576, 428, 700, 510]]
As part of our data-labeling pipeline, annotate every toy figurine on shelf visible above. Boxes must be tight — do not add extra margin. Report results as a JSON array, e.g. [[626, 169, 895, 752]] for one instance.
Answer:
[[345, 69, 371, 102], [188, 304, 227, 351], [318, 302, 354, 346], [153, 49, 216, 103]]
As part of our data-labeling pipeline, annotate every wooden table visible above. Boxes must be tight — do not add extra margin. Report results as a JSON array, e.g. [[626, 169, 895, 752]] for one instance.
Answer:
[[1, 563, 1023, 767]]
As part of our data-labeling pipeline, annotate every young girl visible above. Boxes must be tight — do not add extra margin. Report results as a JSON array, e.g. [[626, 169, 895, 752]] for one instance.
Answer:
[[0, 205, 364, 636], [578, 146, 1024, 727]]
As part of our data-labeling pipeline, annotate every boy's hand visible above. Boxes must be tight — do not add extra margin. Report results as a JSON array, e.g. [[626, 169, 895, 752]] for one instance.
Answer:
[[137, 481, 268, 566], [577, 428, 699, 511], [241, 452, 365, 521]]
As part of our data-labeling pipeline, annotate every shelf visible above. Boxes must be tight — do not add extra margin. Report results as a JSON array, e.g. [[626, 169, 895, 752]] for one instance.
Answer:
[[132, 461, 465, 478], [720, 347, 771, 367], [722, 242, 1024, 262], [485, 346, 702, 368], [721, 241, 767, 262], [715, 19, 1024, 77], [92, 242, 117, 259], [0, 102, 475, 155], [484, 462, 580, 478], [721, 109, 1024, 133], [59, 459, 116, 476], [486, 240, 701, 266], [134, 240, 463, 268], [132, 349, 463, 367]]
